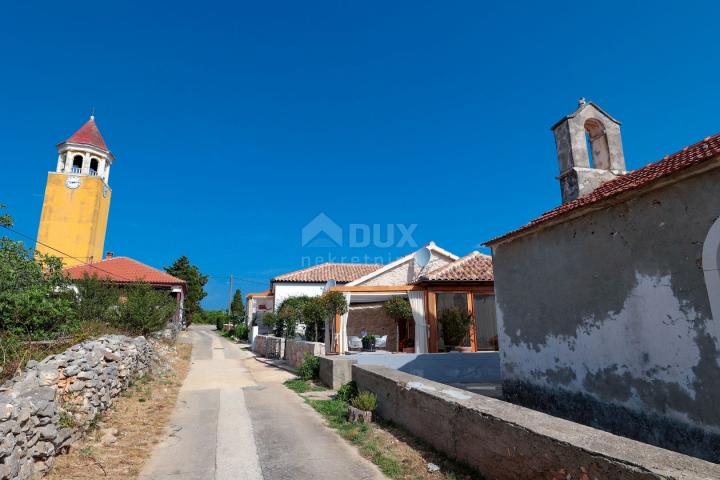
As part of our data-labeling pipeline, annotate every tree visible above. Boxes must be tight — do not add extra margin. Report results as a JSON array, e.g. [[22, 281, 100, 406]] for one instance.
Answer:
[[115, 282, 177, 335], [229, 289, 245, 324], [301, 296, 327, 342], [164, 256, 208, 322], [0, 207, 76, 337]]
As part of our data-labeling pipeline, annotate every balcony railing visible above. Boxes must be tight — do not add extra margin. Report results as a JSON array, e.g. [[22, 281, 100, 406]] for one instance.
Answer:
[[70, 166, 82, 173], [89, 169, 98, 176]]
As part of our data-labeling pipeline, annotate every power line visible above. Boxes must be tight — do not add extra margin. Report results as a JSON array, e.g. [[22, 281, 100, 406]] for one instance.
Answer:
[[0, 224, 135, 282]]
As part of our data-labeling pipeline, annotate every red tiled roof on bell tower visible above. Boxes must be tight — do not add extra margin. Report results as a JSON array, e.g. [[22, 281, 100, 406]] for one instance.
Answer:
[[65, 116, 109, 151]]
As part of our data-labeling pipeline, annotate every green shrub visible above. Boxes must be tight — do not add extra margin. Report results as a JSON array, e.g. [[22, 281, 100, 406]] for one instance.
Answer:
[[296, 352, 320, 380], [234, 323, 249, 340], [336, 381, 358, 403], [351, 391, 377, 412], [115, 282, 177, 335]]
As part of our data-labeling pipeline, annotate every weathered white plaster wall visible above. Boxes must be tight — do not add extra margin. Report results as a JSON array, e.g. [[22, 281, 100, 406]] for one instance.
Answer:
[[492, 167, 720, 447]]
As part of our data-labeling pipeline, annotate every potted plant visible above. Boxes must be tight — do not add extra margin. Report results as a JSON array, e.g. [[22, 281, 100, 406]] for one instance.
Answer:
[[361, 334, 376, 351], [439, 309, 473, 352], [348, 390, 377, 423], [402, 337, 415, 353]]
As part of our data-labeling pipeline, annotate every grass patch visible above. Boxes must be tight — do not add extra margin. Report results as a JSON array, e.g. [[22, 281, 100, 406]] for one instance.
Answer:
[[286, 383, 480, 479], [283, 379, 326, 394]]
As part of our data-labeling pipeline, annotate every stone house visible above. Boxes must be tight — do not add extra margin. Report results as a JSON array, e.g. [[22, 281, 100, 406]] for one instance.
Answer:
[[485, 100, 720, 459]]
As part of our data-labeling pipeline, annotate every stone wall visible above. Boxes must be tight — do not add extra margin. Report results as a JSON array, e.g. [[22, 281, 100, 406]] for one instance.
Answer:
[[0, 335, 155, 479], [285, 340, 324, 369], [252, 335, 284, 359], [347, 304, 397, 352], [491, 166, 720, 456], [353, 364, 720, 480]]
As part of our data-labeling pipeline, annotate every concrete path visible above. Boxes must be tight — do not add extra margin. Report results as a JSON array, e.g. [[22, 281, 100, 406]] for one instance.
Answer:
[[140, 324, 383, 480]]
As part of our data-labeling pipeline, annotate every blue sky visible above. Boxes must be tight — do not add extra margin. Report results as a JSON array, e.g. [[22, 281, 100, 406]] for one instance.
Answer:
[[2, 1, 719, 309]]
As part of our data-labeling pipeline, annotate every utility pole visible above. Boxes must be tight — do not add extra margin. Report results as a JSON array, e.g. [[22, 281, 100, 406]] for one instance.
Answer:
[[228, 274, 233, 317]]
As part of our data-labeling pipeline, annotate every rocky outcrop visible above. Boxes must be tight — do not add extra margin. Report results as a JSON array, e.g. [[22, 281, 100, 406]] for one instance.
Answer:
[[0, 335, 155, 479]]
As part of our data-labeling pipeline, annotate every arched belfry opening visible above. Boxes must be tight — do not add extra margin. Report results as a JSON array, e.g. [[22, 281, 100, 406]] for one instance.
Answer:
[[72, 155, 83, 172], [551, 99, 626, 204], [89, 157, 99, 176], [584, 118, 610, 170]]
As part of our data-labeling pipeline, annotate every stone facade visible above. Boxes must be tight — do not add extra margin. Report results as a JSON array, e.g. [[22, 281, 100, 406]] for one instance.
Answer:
[[347, 304, 397, 351], [252, 335, 284, 359], [353, 364, 720, 480], [360, 252, 454, 286], [0, 335, 154, 479], [491, 165, 720, 461]]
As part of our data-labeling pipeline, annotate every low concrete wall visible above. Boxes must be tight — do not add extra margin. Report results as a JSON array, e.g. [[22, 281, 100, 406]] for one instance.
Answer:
[[353, 364, 720, 480], [353, 352, 500, 384], [319, 357, 356, 390], [319, 352, 500, 389], [0, 335, 155, 479], [252, 335, 284, 359], [285, 340, 324, 369]]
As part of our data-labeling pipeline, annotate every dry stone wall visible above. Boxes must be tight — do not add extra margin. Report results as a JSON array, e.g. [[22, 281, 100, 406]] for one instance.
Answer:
[[0, 335, 154, 479]]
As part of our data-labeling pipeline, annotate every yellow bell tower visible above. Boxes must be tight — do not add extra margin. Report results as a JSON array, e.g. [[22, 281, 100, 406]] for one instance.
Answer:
[[36, 116, 114, 267]]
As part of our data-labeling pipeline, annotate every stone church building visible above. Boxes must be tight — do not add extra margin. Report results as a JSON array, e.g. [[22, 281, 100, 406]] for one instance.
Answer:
[[486, 100, 720, 461]]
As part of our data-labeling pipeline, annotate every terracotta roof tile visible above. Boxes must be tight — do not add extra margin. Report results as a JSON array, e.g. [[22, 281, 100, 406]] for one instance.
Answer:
[[272, 263, 383, 283], [247, 290, 273, 298], [65, 257, 185, 287], [486, 131, 720, 245], [64, 117, 109, 151], [418, 252, 493, 282]]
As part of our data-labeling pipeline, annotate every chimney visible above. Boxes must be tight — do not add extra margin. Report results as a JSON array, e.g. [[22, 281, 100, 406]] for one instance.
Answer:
[[105, 251, 114, 259]]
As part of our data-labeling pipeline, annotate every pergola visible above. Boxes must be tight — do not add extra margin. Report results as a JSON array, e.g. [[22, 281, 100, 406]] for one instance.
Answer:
[[326, 283, 494, 355]]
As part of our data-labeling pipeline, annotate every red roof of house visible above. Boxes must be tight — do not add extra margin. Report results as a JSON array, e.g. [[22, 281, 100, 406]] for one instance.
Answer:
[[486, 131, 720, 245], [65, 257, 186, 288], [272, 263, 383, 283], [417, 251, 493, 283], [64, 117, 109, 151], [246, 290, 273, 298]]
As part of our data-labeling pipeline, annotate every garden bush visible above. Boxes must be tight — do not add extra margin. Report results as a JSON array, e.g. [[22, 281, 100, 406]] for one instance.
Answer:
[[337, 381, 358, 403], [296, 352, 320, 380], [234, 323, 249, 340], [351, 391, 378, 412], [115, 282, 177, 335]]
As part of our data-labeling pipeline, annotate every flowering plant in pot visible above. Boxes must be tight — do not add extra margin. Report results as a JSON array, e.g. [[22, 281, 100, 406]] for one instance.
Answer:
[[439, 309, 473, 352], [361, 334, 376, 351]]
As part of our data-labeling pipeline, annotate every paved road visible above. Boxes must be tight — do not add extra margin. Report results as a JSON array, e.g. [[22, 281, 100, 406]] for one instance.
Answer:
[[140, 324, 383, 480]]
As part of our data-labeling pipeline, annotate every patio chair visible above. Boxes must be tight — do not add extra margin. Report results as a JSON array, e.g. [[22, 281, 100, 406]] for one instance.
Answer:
[[347, 336, 363, 351], [375, 335, 388, 350]]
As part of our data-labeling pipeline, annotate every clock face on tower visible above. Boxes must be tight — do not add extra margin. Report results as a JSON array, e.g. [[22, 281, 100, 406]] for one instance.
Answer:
[[65, 176, 81, 189]]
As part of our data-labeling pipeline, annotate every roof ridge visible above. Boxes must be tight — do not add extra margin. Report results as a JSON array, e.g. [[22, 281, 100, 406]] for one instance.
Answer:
[[486, 130, 720, 245]]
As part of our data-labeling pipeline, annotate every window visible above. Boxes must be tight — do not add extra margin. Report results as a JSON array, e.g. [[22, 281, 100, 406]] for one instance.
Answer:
[[72, 155, 83, 173], [436, 293, 470, 351], [473, 295, 498, 351], [89, 158, 99, 176]]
